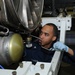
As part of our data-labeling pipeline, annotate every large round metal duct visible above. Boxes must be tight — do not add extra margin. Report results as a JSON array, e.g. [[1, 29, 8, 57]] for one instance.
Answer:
[[0, 33, 24, 65], [0, 0, 44, 33]]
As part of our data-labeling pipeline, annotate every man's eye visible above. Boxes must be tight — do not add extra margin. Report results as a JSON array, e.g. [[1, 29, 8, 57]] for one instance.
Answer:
[[45, 33, 49, 36]]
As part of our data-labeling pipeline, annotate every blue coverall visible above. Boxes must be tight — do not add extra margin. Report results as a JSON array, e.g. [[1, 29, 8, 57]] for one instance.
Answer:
[[23, 41, 75, 65]]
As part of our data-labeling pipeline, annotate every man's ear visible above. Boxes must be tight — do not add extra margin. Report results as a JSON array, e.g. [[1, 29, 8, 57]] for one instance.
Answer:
[[52, 36, 56, 41]]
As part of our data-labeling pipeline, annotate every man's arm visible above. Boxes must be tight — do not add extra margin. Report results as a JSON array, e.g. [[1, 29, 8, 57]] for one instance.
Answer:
[[53, 41, 75, 65], [68, 48, 74, 56]]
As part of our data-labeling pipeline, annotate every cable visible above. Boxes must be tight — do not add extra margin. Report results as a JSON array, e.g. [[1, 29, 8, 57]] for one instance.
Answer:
[[0, 65, 4, 69], [41, 46, 55, 51], [30, 34, 40, 40], [30, 35, 61, 51]]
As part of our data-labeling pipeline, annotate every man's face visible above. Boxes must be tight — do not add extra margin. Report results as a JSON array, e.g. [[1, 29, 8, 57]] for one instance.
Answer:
[[39, 25, 56, 48]]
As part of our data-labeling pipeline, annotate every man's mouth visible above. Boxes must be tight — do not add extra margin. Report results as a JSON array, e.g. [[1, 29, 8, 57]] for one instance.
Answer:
[[39, 39, 42, 43]]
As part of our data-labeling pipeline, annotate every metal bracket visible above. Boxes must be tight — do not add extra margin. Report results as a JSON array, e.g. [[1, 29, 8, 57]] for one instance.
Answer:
[[42, 16, 72, 75]]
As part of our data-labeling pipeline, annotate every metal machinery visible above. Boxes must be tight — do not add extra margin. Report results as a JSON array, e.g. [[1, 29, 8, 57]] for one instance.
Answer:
[[0, 0, 44, 65], [0, 0, 75, 75]]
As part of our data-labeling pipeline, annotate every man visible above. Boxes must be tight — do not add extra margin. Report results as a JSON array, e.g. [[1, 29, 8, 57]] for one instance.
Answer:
[[23, 23, 75, 65]]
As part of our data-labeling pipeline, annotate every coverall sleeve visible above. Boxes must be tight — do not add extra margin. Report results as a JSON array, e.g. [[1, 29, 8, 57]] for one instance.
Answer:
[[63, 50, 75, 65]]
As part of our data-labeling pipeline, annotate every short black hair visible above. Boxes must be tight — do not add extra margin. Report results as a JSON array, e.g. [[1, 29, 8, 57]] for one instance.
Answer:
[[44, 23, 58, 39]]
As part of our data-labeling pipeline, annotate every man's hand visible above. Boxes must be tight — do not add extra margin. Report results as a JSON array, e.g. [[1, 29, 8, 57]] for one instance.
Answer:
[[53, 41, 69, 52]]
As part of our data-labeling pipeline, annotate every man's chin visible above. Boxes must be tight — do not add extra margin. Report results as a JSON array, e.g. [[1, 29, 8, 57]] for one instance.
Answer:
[[39, 42, 44, 47]]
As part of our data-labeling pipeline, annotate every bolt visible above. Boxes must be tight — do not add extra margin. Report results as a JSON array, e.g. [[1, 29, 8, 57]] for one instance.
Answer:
[[12, 71, 17, 75], [35, 73, 40, 75], [19, 62, 23, 68], [68, 20, 70, 22], [40, 64, 44, 69], [58, 20, 60, 22]]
